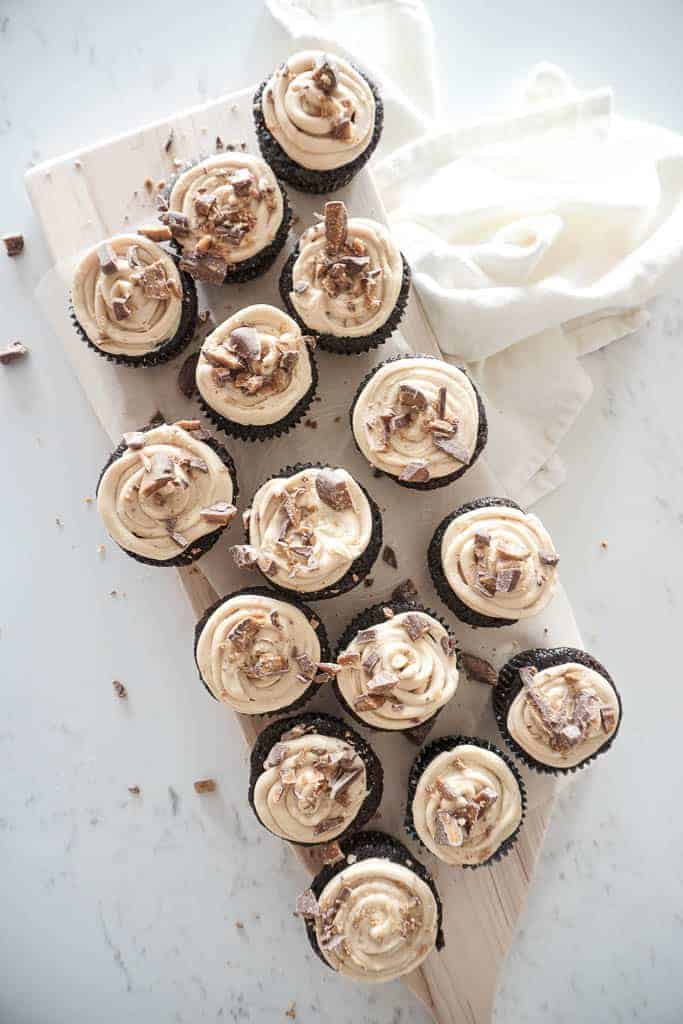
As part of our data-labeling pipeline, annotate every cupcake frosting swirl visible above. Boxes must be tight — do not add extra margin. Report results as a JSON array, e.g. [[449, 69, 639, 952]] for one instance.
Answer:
[[72, 234, 182, 356], [195, 592, 321, 713], [290, 202, 403, 338], [412, 744, 523, 866], [165, 154, 283, 270], [441, 503, 559, 620], [196, 304, 313, 426], [507, 661, 620, 767], [243, 467, 373, 593], [262, 50, 376, 171], [310, 859, 438, 982], [254, 732, 367, 842], [353, 357, 481, 481], [97, 422, 235, 562], [337, 611, 459, 730]]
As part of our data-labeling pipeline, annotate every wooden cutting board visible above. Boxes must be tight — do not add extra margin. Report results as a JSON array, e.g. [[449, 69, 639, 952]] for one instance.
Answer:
[[26, 85, 574, 1024]]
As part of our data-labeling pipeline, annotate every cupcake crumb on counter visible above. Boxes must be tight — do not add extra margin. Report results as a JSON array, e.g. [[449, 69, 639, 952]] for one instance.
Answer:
[[55, 516, 63, 529], [112, 680, 127, 699], [74, 159, 82, 170], [127, 786, 140, 795], [285, 1003, 296, 1020], [164, 129, 174, 153], [391, 577, 418, 603], [382, 545, 398, 569], [194, 778, 217, 794], [3, 233, 24, 257], [363, 576, 374, 588], [0, 340, 28, 364], [143, 177, 154, 192], [304, 418, 318, 429], [234, 920, 244, 930], [97, 544, 105, 557], [600, 539, 609, 549]]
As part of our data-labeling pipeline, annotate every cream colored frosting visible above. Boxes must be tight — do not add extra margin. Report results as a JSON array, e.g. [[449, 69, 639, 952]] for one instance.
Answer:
[[337, 611, 458, 730], [507, 661, 620, 767], [262, 50, 376, 171], [97, 423, 234, 562], [412, 744, 523, 866], [254, 733, 367, 842], [167, 154, 283, 264], [290, 215, 402, 339], [72, 234, 182, 356], [353, 357, 480, 479], [441, 504, 559, 620], [247, 467, 373, 593], [195, 592, 320, 713], [196, 304, 313, 426], [313, 858, 438, 983]]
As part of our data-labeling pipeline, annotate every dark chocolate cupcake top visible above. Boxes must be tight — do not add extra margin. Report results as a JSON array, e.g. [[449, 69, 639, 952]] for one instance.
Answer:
[[72, 234, 183, 357], [163, 154, 283, 279], [412, 742, 523, 866], [196, 304, 313, 427], [441, 503, 560, 620], [262, 51, 376, 171], [97, 421, 236, 562], [352, 356, 481, 482], [288, 202, 403, 339], [507, 661, 620, 768]]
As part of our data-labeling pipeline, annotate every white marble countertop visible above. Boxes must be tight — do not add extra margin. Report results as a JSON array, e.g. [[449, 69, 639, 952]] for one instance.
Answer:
[[2, 2, 682, 1022]]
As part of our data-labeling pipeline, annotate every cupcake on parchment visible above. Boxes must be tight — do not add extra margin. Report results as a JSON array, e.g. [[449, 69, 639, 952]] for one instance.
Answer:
[[230, 463, 382, 601], [253, 50, 383, 194], [159, 153, 291, 284], [70, 232, 197, 366], [428, 497, 560, 628], [406, 736, 526, 868], [350, 354, 488, 489], [194, 587, 329, 714], [280, 201, 410, 354], [333, 602, 459, 740], [493, 648, 622, 774], [96, 419, 238, 567], [248, 712, 383, 846], [295, 830, 444, 983], [195, 304, 318, 441]]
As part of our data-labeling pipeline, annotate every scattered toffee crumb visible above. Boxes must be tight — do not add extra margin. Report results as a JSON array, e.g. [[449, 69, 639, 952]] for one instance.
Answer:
[[460, 652, 497, 686], [600, 540, 608, 550], [3, 233, 24, 257], [391, 578, 418, 603], [363, 576, 374, 588], [235, 920, 245, 930], [55, 517, 63, 529], [112, 680, 127, 699], [285, 1003, 296, 1020], [143, 177, 154, 192], [128, 786, 140, 795], [304, 418, 318, 429], [382, 545, 398, 570], [372, 467, 382, 478], [97, 544, 105, 557], [334, 415, 341, 423], [164, 128, 174, 153], [0, 340, 28, 364], [84, 496, 93, 505], [194, 778, 216, 794], [177, 351, 199, 398]]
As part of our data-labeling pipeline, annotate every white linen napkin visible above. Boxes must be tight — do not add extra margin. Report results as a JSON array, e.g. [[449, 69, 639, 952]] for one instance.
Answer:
[[267, 0, 683, 504]]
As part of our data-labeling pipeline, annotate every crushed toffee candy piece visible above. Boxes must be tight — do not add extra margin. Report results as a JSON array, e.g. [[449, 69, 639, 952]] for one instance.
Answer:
[[317, 662, 341, 677], [460, 652, 496, 685], [337, 651, 360, 667], [354, 692, 386, 712], [138, 260, 172, 300], [399, 460, 430, 484], [437, 385, 447, 419], [179, 252, 227, 284], [251, 653, 289, 678], [194, 193, 217, 219], [295, 651, 317, 682], [382, 545, 398, 570], [112, 679, 127, 699], [425, 419, 456, 435], [366, 671, 399, 695], [164, 128, 174, 153], [398, 383, 427, 410], [200, 502, 237, 525], [230, 544, 260, 569], [321, 841, 344, 865], [0, 340, 28, 364], [314, 815, 346, 836], [177, 351, 199, 398], [3, 233, 24, 257], [539, 550, 560, 567], [361, 650, 380, 675], [294, 888, 320, 918], [600, 706, 617, 733], [230, 168, 253, 194], [160, 210, 190, 234], [391, 578, 418, 603], [330, 116, 353, 141], [128, 785, 140, 795], [122, 430, 146, 450], [354, 628, 377, 646], [140, 452, 175, 496], [167, 526, 189, 547], [323, 201, 348, 252], [315, 468, 352, 511], [473, 530, 491, 559], [137, 224, 172, 242], [264, 742, 289, 768], [229, 325, 261, 363], [193, 778, 216, 794], [312, 54, 338, 94], [228, 617, 259, 652], [432, 434, 470, 463], [112, 296, 132, 320], [402, 613, 429, 641], [519, 665, 538, 688], [434, 810, 464, 847], [495, 567, 521, 593], [441, 634, 458, 658], [97, 241, 118, 275]]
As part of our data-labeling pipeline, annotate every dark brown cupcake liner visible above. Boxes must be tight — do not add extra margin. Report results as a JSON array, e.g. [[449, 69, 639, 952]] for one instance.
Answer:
[[332, 599, 460, 743], [69, 262, 198, 368], [405, 734, 527, 870], [241, 461, 383, 601], [96, 425, 238, 568], [193, 585, 330, 712], [348, 353, 489, 490], [279, 249, 411, 355], [428, 496, 525, 628], [302, 829, 445, 971], [493, 647, 623, 775], [196, 344, 319, 442], [252, 68, 384, 195], [247, 711, 383, 847]]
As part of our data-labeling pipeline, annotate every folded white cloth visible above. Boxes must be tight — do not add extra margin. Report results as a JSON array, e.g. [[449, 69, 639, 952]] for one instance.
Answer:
[[267, 0, 683, 503]]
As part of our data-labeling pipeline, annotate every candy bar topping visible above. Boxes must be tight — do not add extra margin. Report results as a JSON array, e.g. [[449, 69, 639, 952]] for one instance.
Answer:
[[195, 592, 322, 714], [254, 731, 366, 842], [72, 234, 182, 356], [412, 743, 523, 866], [247, 467, 373, 594], [196, 305, 313, 427], [337, 610, 458, 730], [507, 659, 620, 767], [96, 421, 234, 561], [441, 503, 560, 620], [290, 201, 403, 339]]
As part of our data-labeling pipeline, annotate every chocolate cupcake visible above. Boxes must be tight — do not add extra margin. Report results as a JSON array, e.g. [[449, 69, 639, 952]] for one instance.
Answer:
[[231, 463, 382, 601], [351, 354, 488, 489], [295, 830, 444, 983], [406, 736, 526, 869], [248, 713, 383, 846], [70, 232, 197, 366], [194, 587, 330, 713], [428, 497, 560, 628], [96, 419, 238, 567], [493, 648, 622, 774], [160, 153, 291, 285], [280, 201, 410, 354], [253, 50, 383, 195], [195, 303, 318, 441], [333, 602, 459, 738]]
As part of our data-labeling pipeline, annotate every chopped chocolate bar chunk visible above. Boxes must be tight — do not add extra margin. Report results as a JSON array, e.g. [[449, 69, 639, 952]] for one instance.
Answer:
[[437, 386, 447, 419], [539, 550, 560, 567], [194, 778, 216, 794], [391, 578, 418, 603], [295, 651, 317, 682], [177, 351, 199, 398], [361, 650, 380, 675], [3, 233, 24, 257], [0, 340, 28, 365], [264, 742, 289, 769], [229, 325, 261, 363], [137, 225, 172, 243], [460, 652, 496, 685], [97, 241, 118, 275], [228, 616, 259, 652], [366, 671, 399, 695], [312, 55, 338, 94], [294, 889, 320, 918], [426, 419, 456, 435], [141, 452, 174, 495], [330, 116, 353, 141], [402, 613, 429, 641], [323, 201, 347, 252], [354, 628, 377, 646], [314, 815, 346, 836], [200, 502, 237, 525], [315, 468, 352, 511], [441, 634, 458, 658], [353, 693, 386, 712], [398, 460, 430, 483], [398, 384, 427, 410], [434, 810, 464, 847], [433, 434, 470, 463], [139, 260, 172, 300], [382, 545, 398, 570], [230, 168, 253, 194], [337, 651, 360, 667], [161, 211, 190, 234], [112, 296, 132, 321], [600, 706, 617, 733], [230, 544, 260, 569], [317, 662, 341, 676], [495, 567, 521, 593], [179, 252, 227, 284]]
